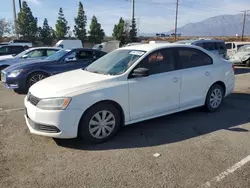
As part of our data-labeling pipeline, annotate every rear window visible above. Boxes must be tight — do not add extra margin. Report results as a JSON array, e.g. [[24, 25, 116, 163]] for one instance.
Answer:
[[215, 42, 226, 50], [203, 42, 216, 51]]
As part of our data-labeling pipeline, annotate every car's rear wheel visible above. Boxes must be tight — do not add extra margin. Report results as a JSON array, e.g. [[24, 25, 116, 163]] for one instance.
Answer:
[[27, 72, 48, 89], [78, 103, 121, 144], [205, 84, 224, 112]]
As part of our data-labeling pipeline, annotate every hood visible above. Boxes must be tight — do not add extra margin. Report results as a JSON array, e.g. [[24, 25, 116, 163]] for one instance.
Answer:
[[0, 57, 33, 66], [0, 55, 14, 61], [29, 69, 116, 98], [231, 52, 250, 59], [3, 59, 53, 72]]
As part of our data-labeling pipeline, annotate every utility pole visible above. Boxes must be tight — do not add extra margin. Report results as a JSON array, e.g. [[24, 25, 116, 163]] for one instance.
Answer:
[[174, 0, 179, 41], [241, 10, 249, 41], [131, 0, 135, 24], [12, 0, 18, 38], [19, 0, 22, 11]]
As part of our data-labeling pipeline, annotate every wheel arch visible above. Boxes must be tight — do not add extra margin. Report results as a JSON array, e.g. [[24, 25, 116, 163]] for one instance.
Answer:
[[77, 100, 125, 135]]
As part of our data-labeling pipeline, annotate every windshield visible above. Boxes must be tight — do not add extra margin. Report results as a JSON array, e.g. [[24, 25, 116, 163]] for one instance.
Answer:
[[238, 45, 250, 52], [85, 49, 146, 75], [45, 49, 70, 61]]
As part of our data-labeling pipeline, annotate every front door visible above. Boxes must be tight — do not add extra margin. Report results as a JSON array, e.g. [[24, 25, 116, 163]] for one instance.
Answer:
[[128, 48, 181, 121], [176, 47, 213, 108]]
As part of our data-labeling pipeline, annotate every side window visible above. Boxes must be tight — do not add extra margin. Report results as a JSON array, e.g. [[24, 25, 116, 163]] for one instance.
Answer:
[[0, 47, 8, 53], [226, 43, 232, 49], [28, 50, 45, 58], [94, 51, 106, 58], [203, 42, 216, 51], [216, 42, 226, 50], [137, 49, 176, 75], [194, 42, 203, 48], [10, 46, 24, 54], [76, 51, 94, 60], [177, 48, 212, 69], [233, 43, 236, 49], [46, 50, 58, 56]]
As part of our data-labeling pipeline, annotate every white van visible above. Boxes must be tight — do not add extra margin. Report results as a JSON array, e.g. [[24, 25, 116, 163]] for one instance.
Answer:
[[226, 42, 250, 58], [54, 40, 83, 49]]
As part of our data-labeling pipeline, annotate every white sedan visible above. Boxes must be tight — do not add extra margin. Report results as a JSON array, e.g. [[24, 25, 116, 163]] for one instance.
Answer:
[[24, 43, 235, 143]]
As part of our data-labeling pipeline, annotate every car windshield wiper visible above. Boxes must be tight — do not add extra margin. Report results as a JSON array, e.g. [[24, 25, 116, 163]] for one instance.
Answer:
[[84, 68, 112, 75]]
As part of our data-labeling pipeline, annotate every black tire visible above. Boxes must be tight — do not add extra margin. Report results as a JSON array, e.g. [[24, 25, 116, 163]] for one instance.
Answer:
[[27, 72, 48, 89], [204, 84, 225, 112], [78, 103, 122, 144], [246, 60, 250, 67]]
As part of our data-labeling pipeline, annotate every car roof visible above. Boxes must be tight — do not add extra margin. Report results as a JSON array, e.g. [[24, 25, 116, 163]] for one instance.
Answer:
[[28, 47, 60, 50], [119, 43, 203, 53], [65, 48, 107, 53]]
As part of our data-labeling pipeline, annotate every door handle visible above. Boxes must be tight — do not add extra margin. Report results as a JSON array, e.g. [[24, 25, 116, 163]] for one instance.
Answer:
[[172, 77, 180, 83], [205, 72, 210, 76]]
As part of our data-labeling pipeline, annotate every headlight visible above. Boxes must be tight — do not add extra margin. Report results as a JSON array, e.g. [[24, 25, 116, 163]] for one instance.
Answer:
[[8, 69, 23, 77], [36, 97, 71, 110], [242, 55, 250, 61]]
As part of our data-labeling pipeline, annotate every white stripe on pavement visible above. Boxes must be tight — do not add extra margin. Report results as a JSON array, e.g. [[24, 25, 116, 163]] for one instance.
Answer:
[[200, 155, 250, 188], [0, 108, 24, 113]]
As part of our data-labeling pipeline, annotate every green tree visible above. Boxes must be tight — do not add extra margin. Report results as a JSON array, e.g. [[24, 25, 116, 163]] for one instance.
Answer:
[[38, 18, 53, 45], [112, 17, 130, 46], [129, 18, 137, 42], [55, 7, 70, 39], [16, 1, 37, 41], [88, 15, 105, 44], [74, 2, 87, 42], [0, 18, 11, 39]]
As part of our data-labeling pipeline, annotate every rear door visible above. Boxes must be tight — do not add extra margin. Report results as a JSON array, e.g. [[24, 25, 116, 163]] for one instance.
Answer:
[[176, 47, 213, 108]]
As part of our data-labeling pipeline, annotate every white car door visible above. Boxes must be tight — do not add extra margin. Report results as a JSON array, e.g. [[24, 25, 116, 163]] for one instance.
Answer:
[[177, 47, 213, 109], [128, 48, 181, 121]]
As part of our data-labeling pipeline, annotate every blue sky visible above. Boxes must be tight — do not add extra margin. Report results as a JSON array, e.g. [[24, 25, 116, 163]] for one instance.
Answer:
[[1, 0, 250, 35]]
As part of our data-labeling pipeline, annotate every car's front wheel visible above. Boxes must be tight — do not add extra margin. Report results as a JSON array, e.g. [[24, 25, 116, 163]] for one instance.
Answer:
[[78, 103, 121, 143], [27, 72, 48, 89], [205, 84, 224, 112]]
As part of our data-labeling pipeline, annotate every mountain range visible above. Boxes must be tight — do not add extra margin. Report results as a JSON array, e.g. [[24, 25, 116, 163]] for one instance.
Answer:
[[140, 14, 250, 37]]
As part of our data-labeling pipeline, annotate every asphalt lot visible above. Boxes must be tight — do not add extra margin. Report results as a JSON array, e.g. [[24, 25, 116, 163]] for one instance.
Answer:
[[0, 67, 250, 188]]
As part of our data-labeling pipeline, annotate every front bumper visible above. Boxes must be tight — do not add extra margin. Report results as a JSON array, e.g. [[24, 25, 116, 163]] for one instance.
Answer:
[[1, 71, 27, 90], [24, 96, 83, 138]]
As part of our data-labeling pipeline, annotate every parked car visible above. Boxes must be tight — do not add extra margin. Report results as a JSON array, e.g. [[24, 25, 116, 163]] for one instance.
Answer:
[[175, 39, 227, 59], [24, 43, 235, 143], [229, 45, 250, 67], [8, 39, 33, 48], [226, 41, 250, 59], [0, 47, 60, 71], [54, 40, 83, 49], [1, 48, 106, 92], [92, 40, 120, 53], [0, 45, 28, 57]]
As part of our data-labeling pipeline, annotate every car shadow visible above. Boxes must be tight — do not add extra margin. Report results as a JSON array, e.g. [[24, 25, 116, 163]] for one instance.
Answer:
[[234, 66, 250, 75], [54, 93, 250, 150]]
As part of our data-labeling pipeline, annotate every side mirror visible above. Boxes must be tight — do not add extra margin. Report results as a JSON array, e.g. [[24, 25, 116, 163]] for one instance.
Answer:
[[131, 68, 150, 78], [22, 54, 28, 58]]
